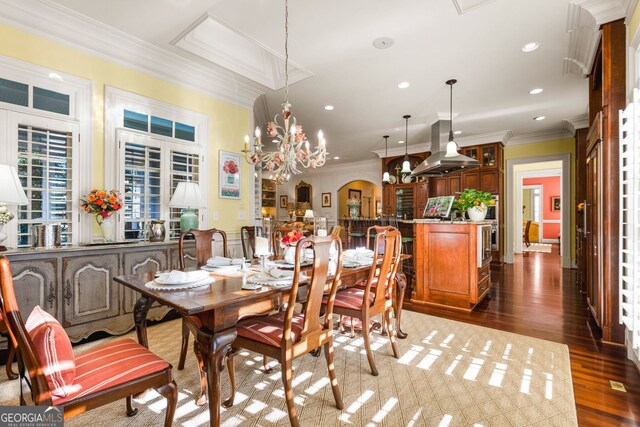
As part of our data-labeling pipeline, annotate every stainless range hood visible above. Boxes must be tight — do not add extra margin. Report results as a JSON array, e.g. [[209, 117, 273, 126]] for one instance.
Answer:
[[411, 120, 480, 177]]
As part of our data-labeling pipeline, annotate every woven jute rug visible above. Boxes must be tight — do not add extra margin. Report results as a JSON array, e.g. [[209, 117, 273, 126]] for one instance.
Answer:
[[0, 311, 577, 426]]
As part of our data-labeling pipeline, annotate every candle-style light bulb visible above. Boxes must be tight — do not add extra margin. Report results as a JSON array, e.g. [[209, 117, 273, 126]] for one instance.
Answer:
[[254, 126, 261, 139], [317, 129, 324, 141], [244, 135, 250, 152]]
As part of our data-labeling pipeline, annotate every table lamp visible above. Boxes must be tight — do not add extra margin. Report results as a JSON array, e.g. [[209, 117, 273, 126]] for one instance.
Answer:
[[169, 182, 205, 232], [0, 164, 29, 251]]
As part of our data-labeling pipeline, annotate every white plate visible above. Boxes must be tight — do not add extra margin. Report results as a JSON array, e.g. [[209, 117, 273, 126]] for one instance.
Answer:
[[155, 270, 210, 285], [146, 276, 215, 291]]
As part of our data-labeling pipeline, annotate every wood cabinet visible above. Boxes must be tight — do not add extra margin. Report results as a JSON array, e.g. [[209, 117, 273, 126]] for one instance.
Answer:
[[462, 171, 480, 190], [413, 222, 491, 311], [480, 170, 499, 194], [382, 184, 395, 216], [415, 181, 429, 219], [4, 242, 175, 343]]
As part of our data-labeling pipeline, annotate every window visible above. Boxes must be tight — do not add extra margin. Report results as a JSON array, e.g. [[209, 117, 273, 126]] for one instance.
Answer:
[[620, 91, 640, 358], [16, 124, 74, 247], [107, 87, 208, 241], [0, 56, 90, 247]]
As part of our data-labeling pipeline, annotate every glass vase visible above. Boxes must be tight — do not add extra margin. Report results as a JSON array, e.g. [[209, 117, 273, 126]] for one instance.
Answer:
[[99, 215, 116, 242], [348, 204, 360, 219]]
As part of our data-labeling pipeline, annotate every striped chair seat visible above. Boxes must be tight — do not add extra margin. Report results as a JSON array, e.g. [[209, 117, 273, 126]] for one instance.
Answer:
[[325, 288, 375, 310], [236, 312, 313, 348], [53, 339, 170, 405]]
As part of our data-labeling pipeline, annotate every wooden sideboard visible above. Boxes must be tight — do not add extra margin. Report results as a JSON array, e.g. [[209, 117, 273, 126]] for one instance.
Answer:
[[2, 241, 201, 343]]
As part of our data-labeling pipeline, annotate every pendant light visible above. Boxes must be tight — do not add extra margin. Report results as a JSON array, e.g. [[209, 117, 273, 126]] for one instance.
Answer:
[[382, 135, 391, 183], [445, 79, 459, 157], [401, 115, 411, 173]]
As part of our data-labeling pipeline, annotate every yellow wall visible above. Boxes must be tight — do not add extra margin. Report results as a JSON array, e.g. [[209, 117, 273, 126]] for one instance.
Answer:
[[337, 180, 381, 218], [0, 23, 251, 233], [505, 138, 576, 261], [629, 2, 640, 42]]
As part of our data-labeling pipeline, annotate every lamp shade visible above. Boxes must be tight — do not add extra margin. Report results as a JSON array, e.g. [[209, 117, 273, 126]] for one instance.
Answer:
[[0, 164, 28, 205], [304, 209, 315, 220], [169, 182, 205, 208]]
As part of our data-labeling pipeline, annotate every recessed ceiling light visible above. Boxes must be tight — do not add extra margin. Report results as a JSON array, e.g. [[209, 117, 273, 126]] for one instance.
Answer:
[[529, 88, 544, 95], [521, 42, 541, 53], [324, 105, 334, 111], [397, 81, 410, 89], [454, 130, 462, 135], [333, 156, 340, 160], [372, 37, 394, 49], [533, 116, 546, 121], [398, 140, 405, 144]]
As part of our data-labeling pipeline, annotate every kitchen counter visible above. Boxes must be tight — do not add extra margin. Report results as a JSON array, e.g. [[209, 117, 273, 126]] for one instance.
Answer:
[[412, 221, 491, 311], [412, 219, 494, 225]]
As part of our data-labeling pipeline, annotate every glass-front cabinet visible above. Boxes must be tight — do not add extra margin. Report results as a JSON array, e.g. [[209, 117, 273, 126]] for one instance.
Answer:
[[395, 185, 414, 220], [463, 146, 479, 160], [482, 145, 496, 167]]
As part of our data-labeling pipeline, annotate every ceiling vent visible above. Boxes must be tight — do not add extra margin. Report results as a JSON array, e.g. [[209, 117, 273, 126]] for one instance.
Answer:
[[172, 13, 312, 90]]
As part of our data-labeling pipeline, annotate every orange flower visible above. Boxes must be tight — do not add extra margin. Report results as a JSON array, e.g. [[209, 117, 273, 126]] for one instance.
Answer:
[[87, 194, 96, 202], [97, 191, 107, 198], [108, 196, 117, 204]]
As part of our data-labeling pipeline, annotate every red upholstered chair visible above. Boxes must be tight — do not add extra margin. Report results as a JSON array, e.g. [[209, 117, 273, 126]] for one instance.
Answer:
[[326, 226, 401, 376], [224, 235, 344, 427], [0, 256, 177, 425]]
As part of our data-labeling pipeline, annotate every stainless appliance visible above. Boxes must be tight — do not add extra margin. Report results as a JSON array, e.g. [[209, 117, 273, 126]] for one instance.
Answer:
[[477, 224, 492, 267], [485, 196, 499, 251]]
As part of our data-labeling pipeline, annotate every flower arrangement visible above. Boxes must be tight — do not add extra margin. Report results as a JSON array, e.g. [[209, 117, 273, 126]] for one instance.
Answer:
[[280, 231, 303, 248], [454, 188, 494, 213], [80, 189, 123, 224], [223, 159, 239, 175], [0, 205, 14, 227], [347, 197, 361, 206]]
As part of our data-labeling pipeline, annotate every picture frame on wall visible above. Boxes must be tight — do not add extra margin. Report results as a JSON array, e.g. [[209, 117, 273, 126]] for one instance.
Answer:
[[348, 189, 362, 202], [280, 195, 288, 209], [219, 150, 241, 199], [551, 196, 560, 211], [322, 192, 331, 207]]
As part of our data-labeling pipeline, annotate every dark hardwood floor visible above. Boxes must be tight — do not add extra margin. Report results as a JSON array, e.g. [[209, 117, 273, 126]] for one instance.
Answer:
[[405, 249, 640, 426]]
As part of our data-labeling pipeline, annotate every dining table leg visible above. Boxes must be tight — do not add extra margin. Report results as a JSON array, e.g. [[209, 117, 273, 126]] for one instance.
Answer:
[[194, 326, 237, 425], [394, 272, 408, 339], [133, 296, 154, 348]]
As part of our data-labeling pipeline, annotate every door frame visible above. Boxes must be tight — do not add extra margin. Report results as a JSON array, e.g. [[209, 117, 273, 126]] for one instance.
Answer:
[[522, 184, 544, 244], [506, 153, 571, 268]]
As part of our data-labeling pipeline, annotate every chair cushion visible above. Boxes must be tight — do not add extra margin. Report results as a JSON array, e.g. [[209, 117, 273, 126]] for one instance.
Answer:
[[324, 287, 375, 310], [236, 312, 309, 348], [26, 306, 76, 398], [53, 338, 170, 405]]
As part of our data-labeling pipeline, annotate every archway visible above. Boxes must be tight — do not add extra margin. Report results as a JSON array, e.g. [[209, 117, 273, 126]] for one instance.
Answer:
[[337, 180, 381, 218]]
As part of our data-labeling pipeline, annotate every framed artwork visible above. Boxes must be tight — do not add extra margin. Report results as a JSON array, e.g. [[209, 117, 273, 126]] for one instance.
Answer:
[[551, 196, 561, 211], [348, 189, 362, 202], [219, 150, 241, 199], [322, 192, 331, 207], [280, 195, 288, 209], [423, 196, 455, 218]]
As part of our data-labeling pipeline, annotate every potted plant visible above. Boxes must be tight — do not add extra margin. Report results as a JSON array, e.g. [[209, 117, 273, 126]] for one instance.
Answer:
[[454, 188, 494, 221]]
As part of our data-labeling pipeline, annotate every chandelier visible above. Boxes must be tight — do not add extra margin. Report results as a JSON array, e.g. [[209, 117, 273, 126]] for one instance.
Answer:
[[242, 0, 327, 184]]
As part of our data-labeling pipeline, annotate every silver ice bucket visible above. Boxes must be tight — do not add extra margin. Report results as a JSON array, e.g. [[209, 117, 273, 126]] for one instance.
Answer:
[[32, 224, 61, 248]]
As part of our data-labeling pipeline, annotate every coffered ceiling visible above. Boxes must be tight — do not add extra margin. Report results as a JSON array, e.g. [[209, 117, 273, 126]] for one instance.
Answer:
[[3, 0, 621, 162]]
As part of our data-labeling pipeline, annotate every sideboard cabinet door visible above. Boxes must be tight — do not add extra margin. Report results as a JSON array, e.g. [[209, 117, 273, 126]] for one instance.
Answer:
[[122, 250, 169, 314], [62, 254, 120, 327], [8, 259, 59, 318]]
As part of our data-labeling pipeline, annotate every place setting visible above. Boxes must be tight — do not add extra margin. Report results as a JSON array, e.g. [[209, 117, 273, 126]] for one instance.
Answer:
[[201, 255, 249, 276], [145, 269, 215, 291]]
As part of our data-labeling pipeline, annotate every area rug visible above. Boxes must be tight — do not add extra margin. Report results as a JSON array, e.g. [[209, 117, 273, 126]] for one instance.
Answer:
[[523, 243, 553, 253], [0, 311, 577, 426]]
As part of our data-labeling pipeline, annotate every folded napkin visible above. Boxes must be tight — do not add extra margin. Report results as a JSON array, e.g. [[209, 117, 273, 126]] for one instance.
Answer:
[[344, 248, 374, 258], [254, 269, 307, 281], [207, 256, 245, 267]]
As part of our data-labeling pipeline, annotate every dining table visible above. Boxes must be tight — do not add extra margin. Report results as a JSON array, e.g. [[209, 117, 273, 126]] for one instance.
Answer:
[[114, 260, 408, 426]]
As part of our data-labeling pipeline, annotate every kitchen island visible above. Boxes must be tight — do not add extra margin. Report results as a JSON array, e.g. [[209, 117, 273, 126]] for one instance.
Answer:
[[412, 220, 492, 311]]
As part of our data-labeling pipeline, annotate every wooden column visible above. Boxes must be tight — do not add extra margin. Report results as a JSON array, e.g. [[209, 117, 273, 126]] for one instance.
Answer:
[[599, 19, 625, 344]]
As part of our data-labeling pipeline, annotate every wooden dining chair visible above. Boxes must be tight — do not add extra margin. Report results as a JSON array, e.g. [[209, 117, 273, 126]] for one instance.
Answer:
[[224, 235, 344, 427], [177, 228, 228, 373], [0, 256, 177, 424], [0, 312, 17, 380], [326, 226, 401, 376], [240, 225, 261, 259]]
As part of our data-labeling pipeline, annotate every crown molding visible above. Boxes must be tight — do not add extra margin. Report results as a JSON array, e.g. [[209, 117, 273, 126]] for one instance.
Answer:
[[564, 3, 601, 77], [570, 0, 631, 25], [562, 114, 589, 134], [506, 129, 574, 146], [0, 0, 264, 110], [371, 129, 513, 158]]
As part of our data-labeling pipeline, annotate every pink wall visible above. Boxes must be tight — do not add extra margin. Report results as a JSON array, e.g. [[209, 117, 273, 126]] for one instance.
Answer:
[[523, 176, 561, 240]]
